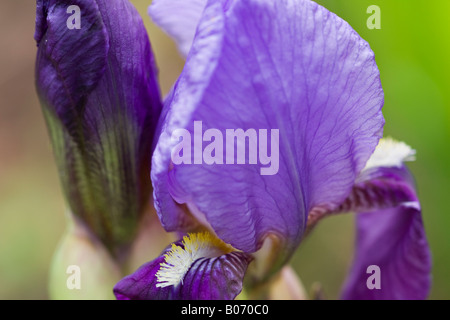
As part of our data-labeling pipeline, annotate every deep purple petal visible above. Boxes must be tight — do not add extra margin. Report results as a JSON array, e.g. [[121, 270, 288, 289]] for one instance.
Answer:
[[342, 203, 431, 300], [307, 167, 417, 231], [341, 166, 431, 300], [178, 252, 252, 300], [338, 166, 417, 214], [35, 0, 109, 123], [113, 245, 176, 300], [35, 0, 162, 251], [152, 0, 384, 272], [113, 238, 252, 300]]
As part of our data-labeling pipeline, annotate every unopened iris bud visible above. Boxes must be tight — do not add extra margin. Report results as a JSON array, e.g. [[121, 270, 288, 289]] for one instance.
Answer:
[[34, 0, 162, 254]]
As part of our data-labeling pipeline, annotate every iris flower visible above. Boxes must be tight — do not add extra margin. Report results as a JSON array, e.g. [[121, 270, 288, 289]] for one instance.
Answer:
[[113, 0, 431, 300], [34, 0, 430, 300]]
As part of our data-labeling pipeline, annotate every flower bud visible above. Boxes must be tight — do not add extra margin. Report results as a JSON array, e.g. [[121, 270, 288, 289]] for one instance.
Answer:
[[34, 0, 162, 253]]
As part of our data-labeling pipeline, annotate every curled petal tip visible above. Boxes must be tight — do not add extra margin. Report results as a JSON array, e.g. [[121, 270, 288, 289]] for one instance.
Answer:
[[148, 0, 207, 57]]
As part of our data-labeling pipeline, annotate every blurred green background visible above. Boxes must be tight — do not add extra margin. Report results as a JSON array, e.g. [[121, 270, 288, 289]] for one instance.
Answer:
[[0, 0, 448, 299]]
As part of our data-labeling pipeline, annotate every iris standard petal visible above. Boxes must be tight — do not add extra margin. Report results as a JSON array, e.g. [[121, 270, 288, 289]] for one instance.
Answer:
[[152, 0, 227, 235], [35, 0, 162, 252], [113, 233, 252, 300], [148, 0, 235, 57], [152, 0, 384, 273]]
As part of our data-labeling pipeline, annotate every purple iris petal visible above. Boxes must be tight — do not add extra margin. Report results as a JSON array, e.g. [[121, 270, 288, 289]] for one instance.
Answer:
[[35, 0, 162, 252], [307, 167, 417, 231], [151, 0, 384, 275], [148, 0, 207, 57], [341, 166, 431, 300], [114, 235, 252, 300], [114, 244, 177, 300]]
